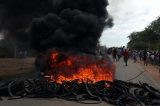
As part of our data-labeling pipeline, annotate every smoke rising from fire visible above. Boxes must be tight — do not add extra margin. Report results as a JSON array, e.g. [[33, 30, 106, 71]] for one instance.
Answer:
[[0, 0, 113, 53]]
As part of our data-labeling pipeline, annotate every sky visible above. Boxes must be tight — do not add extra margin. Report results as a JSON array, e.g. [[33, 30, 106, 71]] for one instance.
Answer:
[[100, 0, 160, 47]]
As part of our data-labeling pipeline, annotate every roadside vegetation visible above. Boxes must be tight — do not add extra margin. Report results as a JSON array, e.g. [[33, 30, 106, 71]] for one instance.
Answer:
[[128, 17, 160, 51]]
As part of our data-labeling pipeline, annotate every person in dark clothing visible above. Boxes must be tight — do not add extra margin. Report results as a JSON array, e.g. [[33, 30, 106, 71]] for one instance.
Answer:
[[143, 50, 147, 66], [139, 51, 143, 61], [112, 48, 117, 61], [123, 49, 129, 66]]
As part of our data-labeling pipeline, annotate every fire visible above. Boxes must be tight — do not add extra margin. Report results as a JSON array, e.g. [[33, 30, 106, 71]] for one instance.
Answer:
[[44, 50, 115, 83]]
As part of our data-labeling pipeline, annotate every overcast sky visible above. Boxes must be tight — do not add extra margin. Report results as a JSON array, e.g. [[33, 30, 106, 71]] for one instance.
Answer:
[[100, 0, 160, 47]]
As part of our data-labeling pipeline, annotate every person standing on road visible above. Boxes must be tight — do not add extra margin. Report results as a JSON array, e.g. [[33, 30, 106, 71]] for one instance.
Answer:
[[143, 49, 148, 66], [132, 50, 138, 63], [117, 48, 122, 61], [150, 51, 155, 65], [123, 49, 129, 66], [139, 50, 143, 61], [112, 47, 117, 61]]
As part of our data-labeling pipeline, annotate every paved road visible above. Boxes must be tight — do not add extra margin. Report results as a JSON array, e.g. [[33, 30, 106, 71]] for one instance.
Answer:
[[1, 56, 160, 106], [115, 57, 160, 89]]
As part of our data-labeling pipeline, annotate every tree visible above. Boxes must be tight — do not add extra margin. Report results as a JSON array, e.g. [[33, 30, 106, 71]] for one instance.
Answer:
[[128, 17, 160, 50]]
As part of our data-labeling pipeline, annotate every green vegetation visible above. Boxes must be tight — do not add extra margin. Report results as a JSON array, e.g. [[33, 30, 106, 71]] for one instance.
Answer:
[[128, 17, 160, 50]]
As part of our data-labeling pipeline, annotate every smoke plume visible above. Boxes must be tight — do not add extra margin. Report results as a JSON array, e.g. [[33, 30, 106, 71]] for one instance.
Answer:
[[0, 0, 113, 53]]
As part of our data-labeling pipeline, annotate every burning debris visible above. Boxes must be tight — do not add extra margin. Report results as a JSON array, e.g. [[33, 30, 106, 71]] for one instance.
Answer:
[[0, 79, 160, 106], [42, 49, 115, 83], [1, 0, 115, 83]]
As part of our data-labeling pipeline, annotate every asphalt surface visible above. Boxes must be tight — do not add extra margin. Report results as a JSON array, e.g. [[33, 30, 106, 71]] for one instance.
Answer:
[[1, 56, 160, 106], [115, 57, 160, 89]]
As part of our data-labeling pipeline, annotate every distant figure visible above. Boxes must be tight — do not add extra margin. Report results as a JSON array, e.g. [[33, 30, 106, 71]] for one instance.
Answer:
[[132, 50, 138, 63], [139, 50, 143, 60], [150, 52, 155, 65], [112, 48, 117, 61], [123, 49, 129, 66], [117, 48, 122, 61], [24, 50, 28, 57], [143, 50, 147, 66], [19, 51, 23, 58]]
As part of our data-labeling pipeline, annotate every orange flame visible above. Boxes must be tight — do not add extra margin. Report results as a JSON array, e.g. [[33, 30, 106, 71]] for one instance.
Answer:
[[44, 50, 115, 83]]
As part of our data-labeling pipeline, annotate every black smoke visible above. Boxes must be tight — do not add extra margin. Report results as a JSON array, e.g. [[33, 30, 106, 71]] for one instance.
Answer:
[[0, 0, 113, 54], [0, 0, 53, 42]]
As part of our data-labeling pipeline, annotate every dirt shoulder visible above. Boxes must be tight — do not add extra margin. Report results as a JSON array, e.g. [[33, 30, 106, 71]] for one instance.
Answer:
[[0, 58, 35, 79]]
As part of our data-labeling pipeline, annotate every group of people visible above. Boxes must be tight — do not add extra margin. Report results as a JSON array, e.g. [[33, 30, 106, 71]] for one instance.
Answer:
[[111, 47, 160, 67], [112, 47, 129, 66], [130, 49, 160, 66], [97, 46, 160, 68]]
